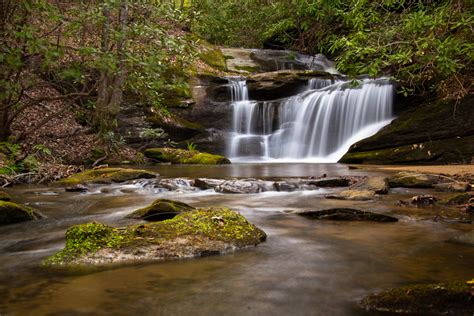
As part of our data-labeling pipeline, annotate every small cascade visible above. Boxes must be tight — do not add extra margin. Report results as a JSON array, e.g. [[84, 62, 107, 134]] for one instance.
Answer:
[[227, 77, 394, 162]]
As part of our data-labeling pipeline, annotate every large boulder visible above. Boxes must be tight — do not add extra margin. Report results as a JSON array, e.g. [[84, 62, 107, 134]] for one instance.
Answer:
[[0, 201, 44, 225], [361, 280, 474, 315], [350, 177, 389, 194], [433, 182, 470, 192], [144, 148, 231, 165], [298, 208, 398, 222], [126, 199, 196, 221], [43, 208, 266, 266], [388, 172, 441, 188], [59, 168, 157, 185]]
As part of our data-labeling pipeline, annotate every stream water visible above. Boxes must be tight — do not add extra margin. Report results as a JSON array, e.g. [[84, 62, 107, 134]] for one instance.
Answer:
[[1, 164, 473, 316]]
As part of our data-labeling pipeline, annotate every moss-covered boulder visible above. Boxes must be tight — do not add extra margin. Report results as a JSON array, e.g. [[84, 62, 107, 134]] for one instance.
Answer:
[[0, 201, 44, 225], [361, 280, 474, 315], [0, 190, 12, 201], [350, 177, 389, 194], [325, 189, 376, 201], [144, 148, 231, 165], [388, 172, 440, 188], [59, 168, 157, 185], [43, 208, 266, 266], [126, 199, 196, 221]]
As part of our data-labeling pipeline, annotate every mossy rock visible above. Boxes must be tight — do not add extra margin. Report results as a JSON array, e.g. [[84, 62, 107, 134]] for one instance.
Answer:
[[59, 168, 157, 185], [388, 172, 439, 188], [441, 193, 474, 205], [298, 208, 398, 222], [200, 48, 227, 70], [126, 199, 196, 221], [0, 190, 12, 201], [0, 201, 44, 225], [361, 280, 474, 315], [43, 208, 266, 266], [144, 148, 231, 165]]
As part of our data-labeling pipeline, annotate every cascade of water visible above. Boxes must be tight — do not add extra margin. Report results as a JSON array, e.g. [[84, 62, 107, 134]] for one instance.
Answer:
[[227, 77, 394, 162]]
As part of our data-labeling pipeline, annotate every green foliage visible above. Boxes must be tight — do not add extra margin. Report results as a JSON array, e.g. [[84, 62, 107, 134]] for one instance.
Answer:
[[139, 128, 167, 141], [186, 142, 197, 151], [191, 0, 473, 97]]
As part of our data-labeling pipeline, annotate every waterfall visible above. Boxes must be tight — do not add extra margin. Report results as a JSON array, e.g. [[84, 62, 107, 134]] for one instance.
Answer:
[[227, 77, 393, 162]]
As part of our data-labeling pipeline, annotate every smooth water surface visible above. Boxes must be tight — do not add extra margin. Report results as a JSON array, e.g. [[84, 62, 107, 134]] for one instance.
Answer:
[[1, 164, 472, 316]]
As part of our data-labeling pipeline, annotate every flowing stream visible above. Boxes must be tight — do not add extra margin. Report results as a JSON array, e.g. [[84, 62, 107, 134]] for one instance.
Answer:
[[228, 78, 393, 162], [0, 164, 473, 316]]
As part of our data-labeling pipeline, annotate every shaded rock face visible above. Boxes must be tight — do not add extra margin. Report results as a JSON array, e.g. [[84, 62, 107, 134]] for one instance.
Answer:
[[298, 208, 398, 222], [194, 178, 225, 190], [341, 95, 474, 164], [126, 199, 195, 221], [59, 168, 157, 185], [434, 182, 470, 192], [0, 201, 44, 225], [326, 190, 376, 201], [361, 280, 474, 315], [144, 148, 231, 165], [43, 208, 267, 266]]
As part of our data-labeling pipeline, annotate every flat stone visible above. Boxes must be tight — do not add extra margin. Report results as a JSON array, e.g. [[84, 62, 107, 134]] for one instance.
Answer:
[[388, 172, 439, 188], [450, 230, 474, 246], [433, 182, 470, 192], [304, 177, 351, 187], [326, 190, 375, 201], [215, 180, 270, 194]]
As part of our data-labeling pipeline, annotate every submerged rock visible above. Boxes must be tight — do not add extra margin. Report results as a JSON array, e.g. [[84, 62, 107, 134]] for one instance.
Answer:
[[0, 201, 44, 225], [43, 208, 266, 266], [273, 181, 319, 192], [350, 177, 389, 194], [298, 208, 397, 222], [326, 190, 375, 201], [65, 184, 88, 192], [361, 280, 474, 315], [304, 177, 351, 187], [193, 178, 225, 190], [144, 148, 231, 165], [215, 180, 271, 194], [59, 168, 157, 185], [450, 230, 474, 246], [0, 190, 12, 201], [410, 195, 437, 205], [433, 182, 470, 192], [126, 199, 195, 221]]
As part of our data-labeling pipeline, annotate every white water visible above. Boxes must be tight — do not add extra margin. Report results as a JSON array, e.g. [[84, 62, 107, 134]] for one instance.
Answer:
[[227, 77, 394, 163]]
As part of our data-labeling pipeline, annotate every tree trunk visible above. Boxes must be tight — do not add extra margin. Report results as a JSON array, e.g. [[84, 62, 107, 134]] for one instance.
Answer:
[[0, 109, 11, 142], [94, 1, 128, 134]]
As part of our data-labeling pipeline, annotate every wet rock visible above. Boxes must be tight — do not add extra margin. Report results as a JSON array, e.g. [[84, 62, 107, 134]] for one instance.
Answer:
[[0, 201, 44, 225], [326, 190, 375, 201], [304, 177, 351, 187], [434, 182, 470, 192], [193, 178, 225, 190], [126, 199, 195, 221], [450, 230, 474, 246], [43, 208, 266, 266], [65, 184, 88, 192], [298, 208, 398, 222], [144, 148, 230, 165], [215, 180, 271, 194], [411, 195, 437, 205], [388, 172, 440, 188], [361, 280, 474, 315], [350, 177, 389, 194], [273, 180, 318, 192], [0, 190, 12, 201], [59, 168, 157, 185], [158, 178, 195, 191], [443, 193, 474, 205]]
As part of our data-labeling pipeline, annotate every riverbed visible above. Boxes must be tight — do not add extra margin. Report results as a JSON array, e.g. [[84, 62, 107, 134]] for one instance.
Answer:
[[1, 163, 472, 315]]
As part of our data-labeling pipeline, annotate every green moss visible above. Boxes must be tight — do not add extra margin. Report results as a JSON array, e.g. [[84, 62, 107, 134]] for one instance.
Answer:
[[340, 135, 474, 165], [0, 190, 11, 201], [200, 48, 227, 70], [126, 199, 195, 221], [0, 201, 41, 225], [441, 193, 473, 205], [59, 168, 157, 185], [144, 148, 231, 165], [361, 280, 474, 314], [43, 208, 266, 266]]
